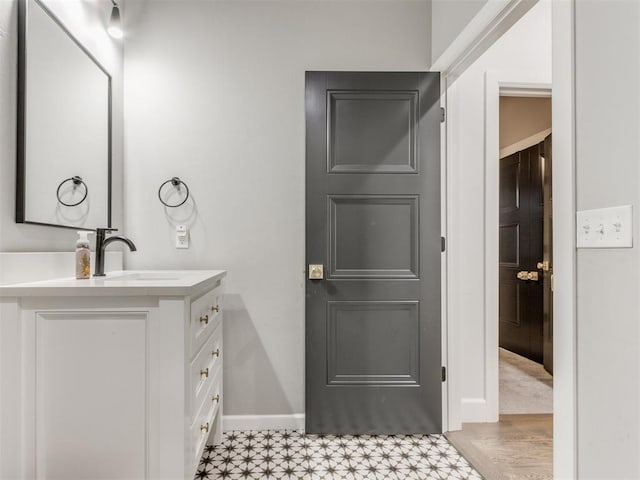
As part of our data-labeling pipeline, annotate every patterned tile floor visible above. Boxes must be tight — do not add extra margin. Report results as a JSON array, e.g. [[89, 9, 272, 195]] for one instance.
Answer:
[[195, 430, 483, 480]]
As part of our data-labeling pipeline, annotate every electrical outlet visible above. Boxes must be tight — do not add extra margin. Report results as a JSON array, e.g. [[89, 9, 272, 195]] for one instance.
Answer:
[[576, 205, 633, 248], [176, 225, 189, 249]]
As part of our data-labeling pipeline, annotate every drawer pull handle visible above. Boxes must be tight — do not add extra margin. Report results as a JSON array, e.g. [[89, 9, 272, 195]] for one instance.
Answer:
[[212, 348, 220, 358], [200, 422, 209, 434], [210, 305, 220, 313], [200, 368, 209, 378], [199, 315, 209, 325], [212, 394, 220, 403]]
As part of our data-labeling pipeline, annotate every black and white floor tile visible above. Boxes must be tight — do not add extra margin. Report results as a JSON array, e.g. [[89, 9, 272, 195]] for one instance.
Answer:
[[195, 430, 483, 479]]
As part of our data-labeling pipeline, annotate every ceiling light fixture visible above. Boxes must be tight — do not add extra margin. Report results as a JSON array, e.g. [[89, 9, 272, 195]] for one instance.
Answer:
[[107, 0, 123, 39]]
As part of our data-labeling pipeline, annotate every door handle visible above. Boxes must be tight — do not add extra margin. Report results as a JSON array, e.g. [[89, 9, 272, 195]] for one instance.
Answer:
[[537, 261, 550, 272], [308, 264, 324, 280], [517, 271, 539, 281]]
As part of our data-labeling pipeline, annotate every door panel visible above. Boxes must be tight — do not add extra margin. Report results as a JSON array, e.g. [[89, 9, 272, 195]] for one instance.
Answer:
[[529, 146, 544, 362], [499, 160, 520, 210], [329, 195, 419, 278], [499, 224, 520, 265], [306, 71, 441, 434], [327, 301, 419, 385], [499, 152, 528, 358], [328, 91, 418, 173], [499, 280, 521, 326], [499, 143, 544, 363]]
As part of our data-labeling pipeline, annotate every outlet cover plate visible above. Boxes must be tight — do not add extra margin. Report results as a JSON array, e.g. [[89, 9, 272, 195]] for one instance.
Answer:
[[176, 225, 189, 249]]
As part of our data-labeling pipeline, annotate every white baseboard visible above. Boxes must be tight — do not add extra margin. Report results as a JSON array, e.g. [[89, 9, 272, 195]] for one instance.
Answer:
[[461, 398, 496, 423], [223, 414, 305, 432]]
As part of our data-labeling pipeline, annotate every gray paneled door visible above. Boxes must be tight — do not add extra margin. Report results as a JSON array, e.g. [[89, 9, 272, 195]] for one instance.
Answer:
[[305, 72, 441, 434]]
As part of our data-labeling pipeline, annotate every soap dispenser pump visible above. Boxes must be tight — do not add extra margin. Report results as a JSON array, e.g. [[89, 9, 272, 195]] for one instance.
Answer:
[[76, 231, 92, 279]]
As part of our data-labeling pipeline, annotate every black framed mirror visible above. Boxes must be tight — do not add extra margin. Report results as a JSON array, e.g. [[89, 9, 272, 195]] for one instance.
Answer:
[[17, 0, 112, 230]]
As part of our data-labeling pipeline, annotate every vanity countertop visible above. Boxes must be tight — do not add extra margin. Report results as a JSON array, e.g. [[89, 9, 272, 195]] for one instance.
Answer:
[[0, 270, 226, 297]]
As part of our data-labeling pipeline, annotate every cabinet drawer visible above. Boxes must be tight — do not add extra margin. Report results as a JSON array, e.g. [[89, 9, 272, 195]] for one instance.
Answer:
[[190, 285, 224, 358], [191, 370, 222, 465], [190, 323, 222, 418]]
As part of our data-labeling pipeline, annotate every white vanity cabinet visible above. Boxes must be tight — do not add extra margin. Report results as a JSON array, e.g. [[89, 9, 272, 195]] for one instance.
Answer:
[[0, 270, 226, 480]]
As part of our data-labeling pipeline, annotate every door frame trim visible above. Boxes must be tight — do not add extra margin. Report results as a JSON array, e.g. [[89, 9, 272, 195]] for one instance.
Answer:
[[438, 0, 578, 478], [486, 71, 552, 426], [550, 1, 578, 477], [431, 0, 538, 79]]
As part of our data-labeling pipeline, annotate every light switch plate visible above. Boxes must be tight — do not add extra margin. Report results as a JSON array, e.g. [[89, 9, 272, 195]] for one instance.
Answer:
[[576, 205, 633, 248]]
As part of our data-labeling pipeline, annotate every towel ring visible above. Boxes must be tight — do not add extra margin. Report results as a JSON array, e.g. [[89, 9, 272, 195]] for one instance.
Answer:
[[56, 176, 88, 207], [158, 177, 190, 208]]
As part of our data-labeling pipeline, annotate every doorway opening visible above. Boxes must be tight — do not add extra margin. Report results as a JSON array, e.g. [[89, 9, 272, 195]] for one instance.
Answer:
[[496, 93, 554, 478], [440, 0, 576, 477], [448, 89, 554, 480], [498, 94, 553, 418]]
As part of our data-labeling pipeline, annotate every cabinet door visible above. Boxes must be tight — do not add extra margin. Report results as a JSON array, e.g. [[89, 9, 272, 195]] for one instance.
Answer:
[[34, 312, 147, 480]]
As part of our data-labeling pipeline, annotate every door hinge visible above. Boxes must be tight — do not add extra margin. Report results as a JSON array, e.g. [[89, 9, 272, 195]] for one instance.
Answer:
[[441, 236, 446, 252], [441, 366, 447, 382], [440, 107, 446, 123]]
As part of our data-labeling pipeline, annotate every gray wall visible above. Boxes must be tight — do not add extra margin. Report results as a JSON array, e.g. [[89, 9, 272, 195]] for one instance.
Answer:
[[575, 0, 640, 477], [431, 0, 488, 64], [0, 0, 123, 253], [123, 0, 431, 416]]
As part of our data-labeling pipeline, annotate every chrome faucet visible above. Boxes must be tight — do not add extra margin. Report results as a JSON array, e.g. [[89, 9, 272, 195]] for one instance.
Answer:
[[93, 228, 137, 277]]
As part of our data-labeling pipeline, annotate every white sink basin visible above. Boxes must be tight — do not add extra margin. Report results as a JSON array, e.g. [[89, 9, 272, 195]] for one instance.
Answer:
[[101, 272, 181, 282]]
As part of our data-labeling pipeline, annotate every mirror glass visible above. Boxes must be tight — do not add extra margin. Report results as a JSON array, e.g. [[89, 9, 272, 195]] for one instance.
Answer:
[[17, 0, 111, 229]]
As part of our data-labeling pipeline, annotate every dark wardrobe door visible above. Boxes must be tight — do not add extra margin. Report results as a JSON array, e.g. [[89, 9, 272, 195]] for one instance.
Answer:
[[499, 143, 544, 363]]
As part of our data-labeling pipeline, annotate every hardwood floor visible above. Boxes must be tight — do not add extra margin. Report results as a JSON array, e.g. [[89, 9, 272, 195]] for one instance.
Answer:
[[446, 414, 553, 480]]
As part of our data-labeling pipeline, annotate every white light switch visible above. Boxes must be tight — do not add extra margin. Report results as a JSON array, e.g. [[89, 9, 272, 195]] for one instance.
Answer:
[[176, 225, 189, 249], [576, 205, 633, 248]]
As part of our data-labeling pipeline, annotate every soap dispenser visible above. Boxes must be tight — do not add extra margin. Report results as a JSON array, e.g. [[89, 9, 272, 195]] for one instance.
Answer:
[[76, 231, 92, 279]]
